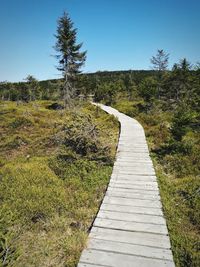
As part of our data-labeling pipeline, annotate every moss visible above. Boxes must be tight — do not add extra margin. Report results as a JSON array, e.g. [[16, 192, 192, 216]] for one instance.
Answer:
[[114, 100, 140, 117], [3, 135, 30, 150], [9, 116, 34, 129], [0, 159, 67, 223], [0, 101, 119, 267], [157, 170, 200, 267]]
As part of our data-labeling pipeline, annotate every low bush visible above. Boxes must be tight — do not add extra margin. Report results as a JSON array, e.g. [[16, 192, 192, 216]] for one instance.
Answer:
[[0, 159, 67, 223], [3, 135, 30, 150], [114, 100, 142, 117], [9, 116, 34, 129]]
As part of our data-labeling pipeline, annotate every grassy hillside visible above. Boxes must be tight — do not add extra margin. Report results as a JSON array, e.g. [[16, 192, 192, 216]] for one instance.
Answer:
[[0, 101, 119, 267]]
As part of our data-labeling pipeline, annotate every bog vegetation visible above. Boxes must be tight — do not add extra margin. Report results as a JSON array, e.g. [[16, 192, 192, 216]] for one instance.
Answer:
[[0, 11, 200, 267], [0, 100, 118, 266], [1, 56, 200, 267]]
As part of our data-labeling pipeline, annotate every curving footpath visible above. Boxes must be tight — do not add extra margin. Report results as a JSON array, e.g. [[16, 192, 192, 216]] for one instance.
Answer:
[[78, 104, 175, 267]]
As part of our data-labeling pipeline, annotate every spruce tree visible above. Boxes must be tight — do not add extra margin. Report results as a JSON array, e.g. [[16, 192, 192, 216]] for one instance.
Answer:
[[151, 49, 169, 71], [25, 75, 39, 101], [54, 12, 86, 106], [150, 49, 169, 98]]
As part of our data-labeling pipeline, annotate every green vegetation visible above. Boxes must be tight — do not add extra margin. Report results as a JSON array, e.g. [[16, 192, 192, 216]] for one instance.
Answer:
[[1, 7, 198, 265], [0, 51, 200, 266], [111, 60, 200, 266], [0, 101, 119, 266]]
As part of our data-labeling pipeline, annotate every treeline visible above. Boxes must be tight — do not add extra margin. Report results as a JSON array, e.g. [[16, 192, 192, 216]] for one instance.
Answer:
[[0, 70, 154, 102], [84, 59, 200, 113], [1, 60, 200, 113], [0, 75, 63, 102]]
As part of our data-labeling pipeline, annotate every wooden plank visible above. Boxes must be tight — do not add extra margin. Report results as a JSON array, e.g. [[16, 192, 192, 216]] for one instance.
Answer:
[[111, 176, 157, 183], [87, 238, 173, 261], [101, 203, 163, 216], [91, 227, 172, 249], [97, 210, 166, 225], [94, 218, 168, 235], [113, 170, 156, 176], [103, 196, 161, 208], [111, 174, 157, 180], [106, 190, 160, 200], [110, 180, 158, 186], [108, 183, 158, 190], [79, 249, 175, 267], [107, 187, 160, 196]]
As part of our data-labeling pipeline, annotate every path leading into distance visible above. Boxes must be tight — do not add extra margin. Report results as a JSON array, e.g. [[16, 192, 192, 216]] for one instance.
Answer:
[[78, 104, 175, 267]]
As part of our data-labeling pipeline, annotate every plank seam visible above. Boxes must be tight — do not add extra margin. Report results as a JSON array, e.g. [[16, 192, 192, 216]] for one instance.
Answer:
[[93, 225, 169, 236], [96, 216, 166, 226], [99, 209, 164, 217], [89, 236, 172, 250], [103, 202, 162, 209]]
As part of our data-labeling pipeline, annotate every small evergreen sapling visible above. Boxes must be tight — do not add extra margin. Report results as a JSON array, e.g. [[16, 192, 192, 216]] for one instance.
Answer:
[[150, 49, 169, 98]]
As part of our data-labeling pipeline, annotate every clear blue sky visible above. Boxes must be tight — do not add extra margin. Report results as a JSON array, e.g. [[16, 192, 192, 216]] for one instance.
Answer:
[[0, 0, 200, 82]]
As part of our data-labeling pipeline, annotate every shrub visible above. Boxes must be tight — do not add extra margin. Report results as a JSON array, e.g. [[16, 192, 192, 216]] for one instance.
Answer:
[[114, 100, 139, 117], [62, 113, 112, 163], [9, 117, 33, 129], [171, 106, 197, 141], [0, 159, 67, 224], [3, 135, 30, 150]]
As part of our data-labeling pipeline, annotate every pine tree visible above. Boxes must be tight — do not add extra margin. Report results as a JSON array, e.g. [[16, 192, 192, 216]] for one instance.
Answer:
[[54, 12, 87, 106]]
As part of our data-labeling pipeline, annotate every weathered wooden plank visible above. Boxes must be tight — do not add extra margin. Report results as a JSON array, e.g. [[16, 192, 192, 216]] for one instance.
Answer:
[[87, 238, 173, 261], [97, 210, 166, 225], [106, 190, 160, 200], [107, 187, 160, 196], [91, 227, 172, 249], [108, 183, 158, 190], [113, 168, 155, 173], [103, 196, 161, 208], [113, 170, 156, 176], [114, 162, 153, 167], [79, 249, 175, 267], [110, 180, 158, 186], [101, 203, 163, 216], [111, 173, 157, 179], [94, 217, 168, 235], [111, 176, 157, 182]]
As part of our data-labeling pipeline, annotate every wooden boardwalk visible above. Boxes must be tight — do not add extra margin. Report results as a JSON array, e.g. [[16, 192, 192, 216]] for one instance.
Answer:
[[78, 104, 175, 267]]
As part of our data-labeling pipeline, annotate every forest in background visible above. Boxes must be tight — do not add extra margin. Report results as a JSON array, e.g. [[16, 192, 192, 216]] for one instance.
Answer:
[[0, 58, 200, 266]]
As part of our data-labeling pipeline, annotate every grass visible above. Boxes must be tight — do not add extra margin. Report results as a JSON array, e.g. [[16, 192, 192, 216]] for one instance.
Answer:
[[0, 100, 119, 267], [113, 99, 200, 267]]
